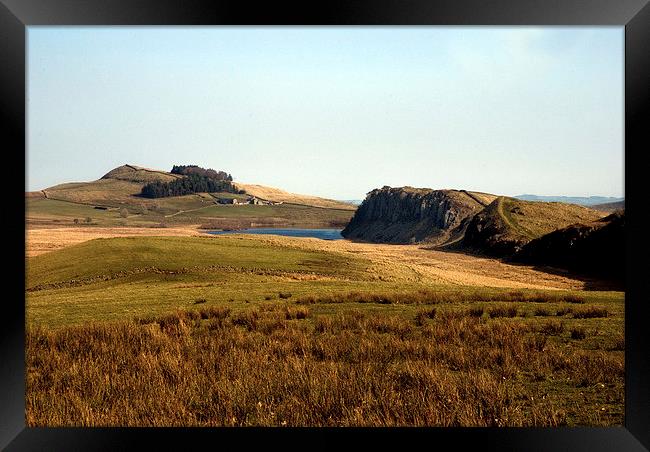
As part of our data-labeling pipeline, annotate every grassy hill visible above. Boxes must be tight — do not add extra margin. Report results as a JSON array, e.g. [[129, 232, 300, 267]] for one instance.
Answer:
[[462, 197, 606, 255], [26, 235, 378, 326], [515, 211, 625, 285], [233, 183, 355, 210], [28, 164, 355, 229]]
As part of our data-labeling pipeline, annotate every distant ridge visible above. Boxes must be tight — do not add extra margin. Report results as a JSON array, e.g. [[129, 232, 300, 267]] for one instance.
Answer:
[[514, 194, 624, 207], [591, 200, 625, 213]]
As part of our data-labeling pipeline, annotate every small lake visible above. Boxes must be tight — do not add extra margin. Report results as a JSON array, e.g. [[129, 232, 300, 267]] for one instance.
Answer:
[[207, 228, 344, 240]]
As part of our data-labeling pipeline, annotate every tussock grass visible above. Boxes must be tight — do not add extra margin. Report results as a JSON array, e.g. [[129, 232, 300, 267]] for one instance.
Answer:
[[570, 307, 609, 319], [487, 306, 518, 318], [284, 306, 310, 320], [571, 327, 586, 340], [27, 307, 623, 427], [294, 289, 587, 306], [537, 320, 565, 336], [414, 308, 437, 326]]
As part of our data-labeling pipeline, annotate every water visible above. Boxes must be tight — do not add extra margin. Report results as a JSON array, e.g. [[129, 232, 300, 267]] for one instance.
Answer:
[[207, 228, 344, 240]]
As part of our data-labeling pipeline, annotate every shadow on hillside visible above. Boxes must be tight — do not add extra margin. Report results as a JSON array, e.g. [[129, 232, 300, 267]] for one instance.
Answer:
[[509, 262, 624, 291], [418, 245, 624, 292]]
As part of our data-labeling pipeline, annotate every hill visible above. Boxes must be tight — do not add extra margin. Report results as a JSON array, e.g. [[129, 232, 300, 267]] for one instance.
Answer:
[[514, 211, 624, 285], [101, 164, 183, 183], [39, 164, 353, 210], [28, 164, 355, 229], [232, 183, 355, 210], [341, 186, 497, 245], [462, 197, 605, 256]]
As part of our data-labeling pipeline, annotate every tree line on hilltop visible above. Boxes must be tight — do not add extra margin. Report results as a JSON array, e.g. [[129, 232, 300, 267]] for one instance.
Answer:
[[141, 165, 241, 198], [171, 165, 233, 181]]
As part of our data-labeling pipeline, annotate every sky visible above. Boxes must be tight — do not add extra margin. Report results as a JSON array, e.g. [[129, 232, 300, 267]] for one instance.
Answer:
[[27, 27, 624, 199]]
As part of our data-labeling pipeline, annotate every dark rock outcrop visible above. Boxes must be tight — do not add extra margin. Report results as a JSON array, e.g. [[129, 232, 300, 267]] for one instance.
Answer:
[[341, 186, 493, 245]]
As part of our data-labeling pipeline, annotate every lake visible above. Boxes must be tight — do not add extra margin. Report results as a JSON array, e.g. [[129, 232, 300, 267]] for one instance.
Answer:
[[206, 228, 344, 240]]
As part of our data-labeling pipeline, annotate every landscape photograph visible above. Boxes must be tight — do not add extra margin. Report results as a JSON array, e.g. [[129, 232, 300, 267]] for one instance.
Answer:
[[26, 26, 624, 427]]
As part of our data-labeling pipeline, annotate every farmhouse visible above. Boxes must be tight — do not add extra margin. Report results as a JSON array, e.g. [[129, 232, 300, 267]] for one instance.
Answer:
[[216, 198, 242, 205], [215, 196, 282, 206]]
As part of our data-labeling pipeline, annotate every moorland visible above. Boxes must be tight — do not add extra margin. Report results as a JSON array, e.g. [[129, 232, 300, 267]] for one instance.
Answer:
[[25, 164, 625, 426]]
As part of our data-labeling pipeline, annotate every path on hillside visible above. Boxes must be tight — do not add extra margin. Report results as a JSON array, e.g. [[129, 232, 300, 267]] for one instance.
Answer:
[[164, 204, 215, 218], [496, 197, 535, 239]]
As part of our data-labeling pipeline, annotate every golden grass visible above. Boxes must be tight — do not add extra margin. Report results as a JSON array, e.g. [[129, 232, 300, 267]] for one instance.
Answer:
[[25, 226, 208, 257], [26, 305, 623, 427], [502, 198, 606, 239], [26, 228, 594, 290], [232, 182, 356, 210]]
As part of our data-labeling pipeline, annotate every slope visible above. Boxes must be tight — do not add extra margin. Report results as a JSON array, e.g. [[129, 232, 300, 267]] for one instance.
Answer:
[[233, 183, 356, 210], [462, 197, 606, 256]]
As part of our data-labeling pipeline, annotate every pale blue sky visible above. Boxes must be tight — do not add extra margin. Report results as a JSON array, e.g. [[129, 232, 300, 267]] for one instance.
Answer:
[[27, 27, 624, 199]]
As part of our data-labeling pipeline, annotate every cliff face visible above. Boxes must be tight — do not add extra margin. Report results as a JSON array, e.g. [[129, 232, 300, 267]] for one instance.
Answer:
[[341, 186, 492, 245]]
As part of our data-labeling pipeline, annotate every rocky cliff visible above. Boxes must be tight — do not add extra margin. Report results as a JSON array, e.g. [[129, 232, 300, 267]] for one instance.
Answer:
[[341, 186, 496, 245]]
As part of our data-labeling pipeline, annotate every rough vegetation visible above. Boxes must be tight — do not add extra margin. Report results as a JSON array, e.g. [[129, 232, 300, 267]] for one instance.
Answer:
[[26, 302, 623, 427]]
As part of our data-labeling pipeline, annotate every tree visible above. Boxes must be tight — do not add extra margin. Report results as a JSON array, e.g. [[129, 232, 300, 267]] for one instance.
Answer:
[[119, 208, 129, 218], [73, 218, 79, 224], [140, 173, 238, 198], [84, 217, 92, 223]]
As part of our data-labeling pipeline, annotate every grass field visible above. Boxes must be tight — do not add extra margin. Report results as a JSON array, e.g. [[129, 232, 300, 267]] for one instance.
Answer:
[[25, 233, 624, 426], [27, 196, 354, 229]]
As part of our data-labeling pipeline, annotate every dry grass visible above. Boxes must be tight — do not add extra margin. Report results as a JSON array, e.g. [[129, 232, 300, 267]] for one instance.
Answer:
[[26, 306, 623, 427], [502, 198, 605, 239], [26, 226, 207, 257], [569, 307, 609, 319], [294, 289, 587, 306], [232, 183, 355, 210]]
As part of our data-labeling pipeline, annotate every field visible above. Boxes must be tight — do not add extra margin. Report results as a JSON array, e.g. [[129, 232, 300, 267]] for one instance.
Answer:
[[27, 196, 354, 230], [25, 231, 624, 426]]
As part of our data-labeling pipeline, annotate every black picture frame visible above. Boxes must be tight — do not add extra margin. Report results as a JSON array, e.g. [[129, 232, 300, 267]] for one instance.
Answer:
[[2, 0, 648, 450]]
